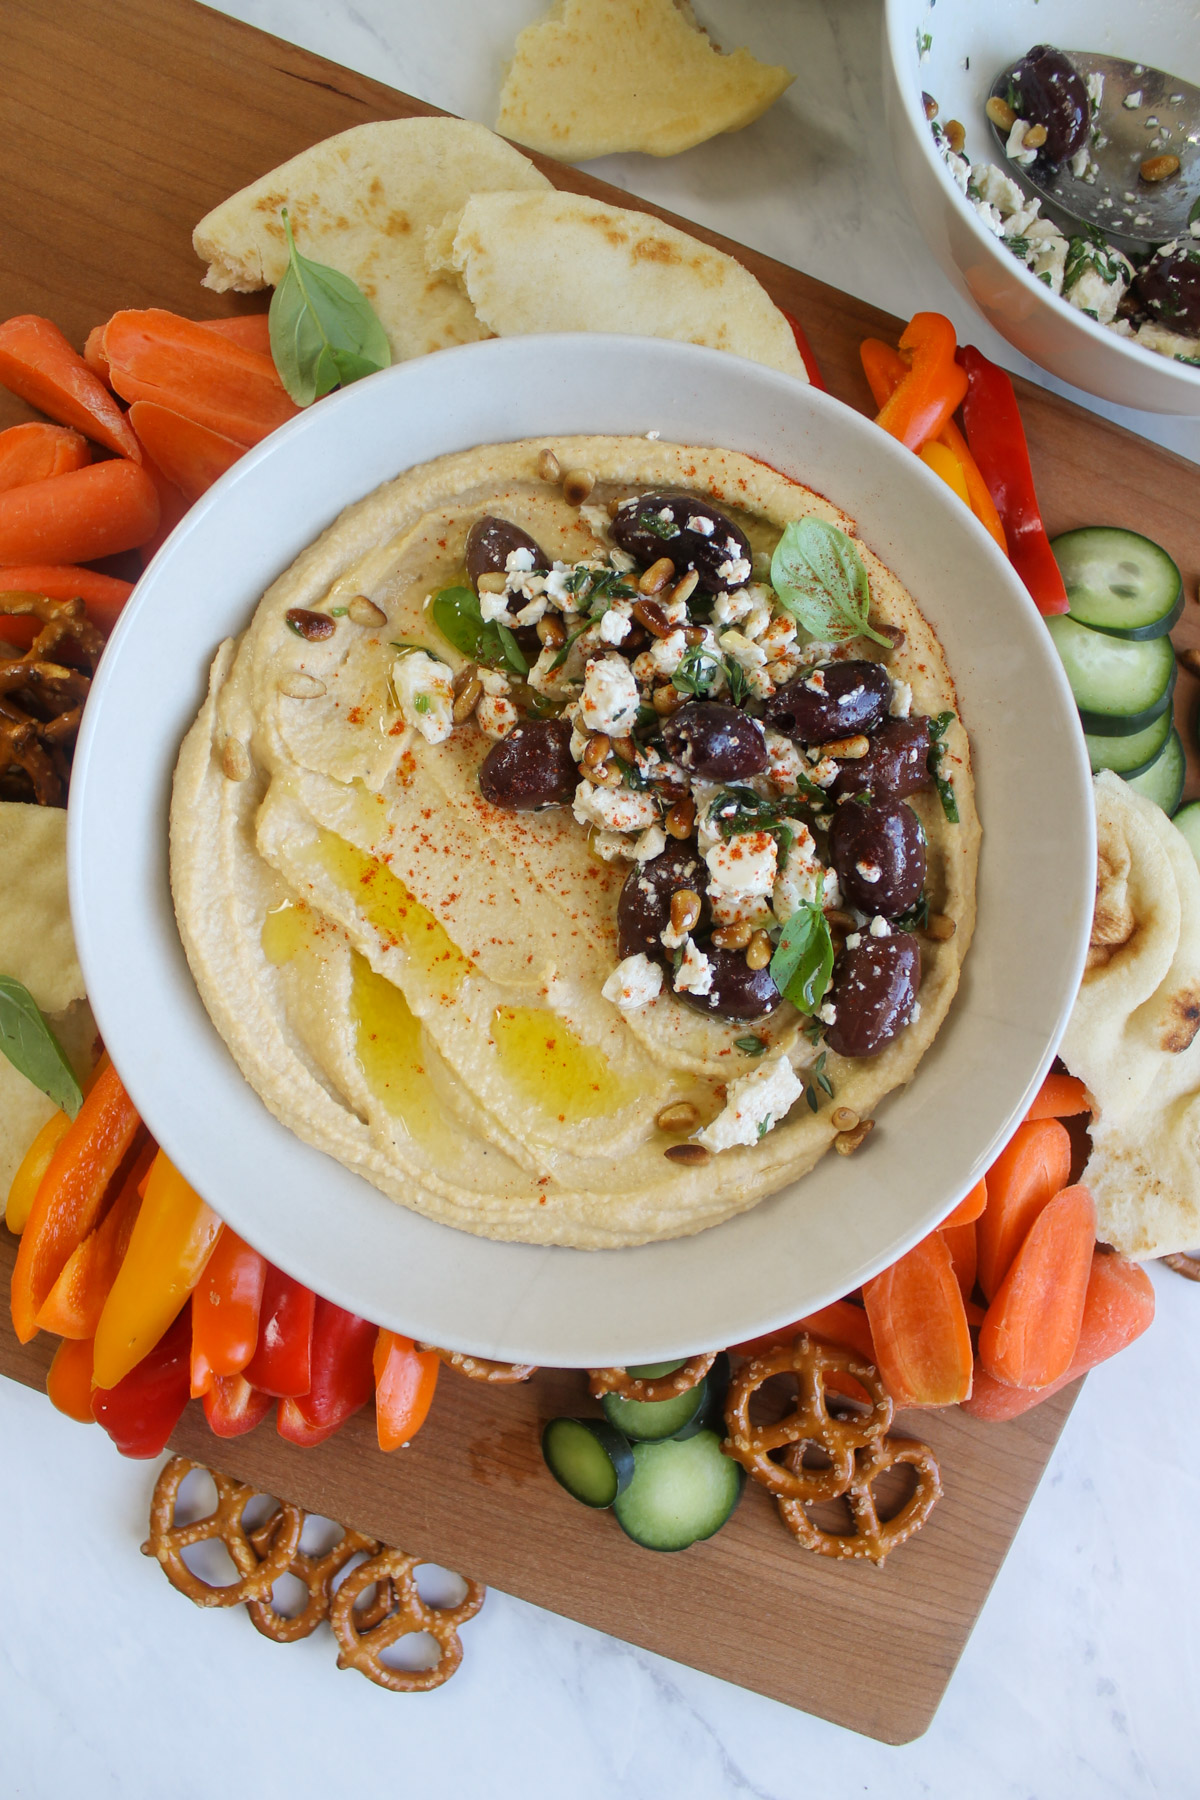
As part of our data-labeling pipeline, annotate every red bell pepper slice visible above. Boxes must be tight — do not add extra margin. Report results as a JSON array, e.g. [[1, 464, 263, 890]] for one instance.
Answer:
[[242, 1265, 315, 1397], [955, 345, 1068, 615], [91, 1304, 192, 1459], [190, 1226, 268, 1396], [373, 1329, 440, 1451], [874, 313, 968, 452], [780, 308, 826, 391], [276, 1298, 376, 1448], [203, 1372, 274, 1438]]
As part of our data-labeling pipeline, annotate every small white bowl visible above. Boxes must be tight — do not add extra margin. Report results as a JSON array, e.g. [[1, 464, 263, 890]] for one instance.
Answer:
[[883, 0, 1200, 415], [68, 335, 1093, 1367]]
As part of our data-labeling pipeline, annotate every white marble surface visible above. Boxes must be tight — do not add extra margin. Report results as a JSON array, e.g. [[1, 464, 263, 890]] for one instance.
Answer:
[[2, 0, 1198, 1792]]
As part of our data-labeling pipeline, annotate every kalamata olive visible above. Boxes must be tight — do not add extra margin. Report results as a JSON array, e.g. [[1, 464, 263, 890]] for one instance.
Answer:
[[610, 493, 752, 594], [662, 701, 768, 781], [830, 798, 926, 917], [824, 933, 920, 1059], [465, 516, 547, 591], [827, 717, 933, 801], [760, 659, 892, 746], [1134, 242, 1200, 339], [1008, 44, 1090, 168], [478, 719, 577, 810], [617, 840, 709, 959], [674, 943, 783, 1022]]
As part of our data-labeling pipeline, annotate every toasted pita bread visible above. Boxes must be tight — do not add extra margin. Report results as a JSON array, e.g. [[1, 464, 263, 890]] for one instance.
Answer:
[[1059, 771, 1200, 1257], [427, 190, 808, 380], [497, 0, 793, 160], [193, 119, 552, 363]]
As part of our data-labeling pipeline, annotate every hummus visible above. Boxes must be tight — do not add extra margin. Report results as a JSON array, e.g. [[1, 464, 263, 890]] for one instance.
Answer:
[[171, 438, 978, 1248]]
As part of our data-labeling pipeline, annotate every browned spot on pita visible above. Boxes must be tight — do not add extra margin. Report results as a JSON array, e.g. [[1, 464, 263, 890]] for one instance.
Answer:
[[1091, 846, 1136, 951], [632, 235, 681, 265], [1162, 987, 1200, 1052], [386, 210, 412, 236], [253, 191, 286, 217]]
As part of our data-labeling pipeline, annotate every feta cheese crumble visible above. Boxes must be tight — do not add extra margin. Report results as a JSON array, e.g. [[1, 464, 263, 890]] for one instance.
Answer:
[[696, 1054, 804, 1152], [673, 937, 714, 996], [601, 953, 663, 1010], [579, 654, 640, 735], [392, 651, 454, 744]]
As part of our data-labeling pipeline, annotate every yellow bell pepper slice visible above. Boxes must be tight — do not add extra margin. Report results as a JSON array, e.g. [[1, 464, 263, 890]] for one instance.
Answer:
[[91, 1149, 221, 1390], [919, 439, 972, 508], [5, 1109, 72, 1235]]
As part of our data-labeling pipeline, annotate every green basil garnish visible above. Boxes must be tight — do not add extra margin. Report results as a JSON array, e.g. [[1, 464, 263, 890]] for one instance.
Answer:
[[269, 208, 391, 407], [429, 586, 526, 677], [734, 1034, 767, 1056], [928, 710, 960, 824], [768, 896, 833, 1016], [0, 975, 83, 1118], [770, 518, 891, 649]]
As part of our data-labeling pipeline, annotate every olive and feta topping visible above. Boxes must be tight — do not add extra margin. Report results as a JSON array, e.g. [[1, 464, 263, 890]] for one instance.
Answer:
[[696, 1055, 805, 1153]]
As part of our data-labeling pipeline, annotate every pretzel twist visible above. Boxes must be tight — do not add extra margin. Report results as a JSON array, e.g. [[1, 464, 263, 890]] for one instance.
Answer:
[[330, 1549, 486, 1693], [1162, 1252, 1200, 1282], [0, 593, 103, 805], [588, 1351, 717, 1404], [245, 1518, 382, 1644], [777, 1436, 943, 1565], [141, 1456, 304, 1607], [721, 1334, 893, 1501], [419, 1345, 537, 1383]]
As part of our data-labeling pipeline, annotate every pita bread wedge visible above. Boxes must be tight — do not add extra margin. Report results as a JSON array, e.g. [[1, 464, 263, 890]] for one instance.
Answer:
[[1059, 771, 1200, 1258], [427, 190, 809, 380], [193, 119, 552, 363], [497, 0, 793, 160]]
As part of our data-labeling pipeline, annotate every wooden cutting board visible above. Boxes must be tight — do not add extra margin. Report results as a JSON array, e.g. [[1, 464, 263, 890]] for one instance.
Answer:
[[1, 0, 1196, 1746]]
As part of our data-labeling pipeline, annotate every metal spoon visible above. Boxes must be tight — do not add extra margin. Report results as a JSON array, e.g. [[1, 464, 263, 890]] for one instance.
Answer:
[[987, 52, 1200, 258]]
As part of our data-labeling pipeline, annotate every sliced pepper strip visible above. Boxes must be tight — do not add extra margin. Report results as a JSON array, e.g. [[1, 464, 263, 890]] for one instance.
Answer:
[[203, 1372, 274, 1439], [190, 1226, 268, 1396], [91, 1150, 221, 1390], [243, 1265, 315, 1398], [920, 440, 971, 506], [873, 312, 967, 452], [780, 308, 826, 391], [10, 1062, 142, 1343], [4, 1108, 71, 1235], [373, 1329, 440, 1452], [45, 1334, 97, 1424], [92, 1304, 192, 1459], [277, 1298, 377, 1448], [35, 1135, 154, 1338], [955, 344, 1069, 615]]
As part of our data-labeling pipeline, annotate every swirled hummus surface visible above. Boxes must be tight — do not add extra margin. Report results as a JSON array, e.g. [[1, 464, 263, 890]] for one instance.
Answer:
[[170, 438, 978, 1247]]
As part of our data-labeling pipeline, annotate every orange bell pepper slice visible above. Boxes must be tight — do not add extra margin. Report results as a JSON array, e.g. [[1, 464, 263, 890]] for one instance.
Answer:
[[190, 1226, 268, 1396], [873, 313, 968, 453], [91, 1149, 221, 1390], [45, 1334, 97, 1424], [35, 1136, 154, 1338], [10, 1062, 142, 1343], [373, 1329, 440, 1452]]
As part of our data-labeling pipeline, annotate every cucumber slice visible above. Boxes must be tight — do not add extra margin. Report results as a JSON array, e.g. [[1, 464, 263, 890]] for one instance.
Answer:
[[1086, 707, 1173, 778], [602, 1382, 707, 1442], [1173, 801, 1200, 867], [542, 1417, 634, 1509], [1123, 728, 1185, 816], [1044, 614, 1176, 735], [613, 1429, 745, 1552], [1053, 527, 1183, 639], [625, 1359, 686, 1379]]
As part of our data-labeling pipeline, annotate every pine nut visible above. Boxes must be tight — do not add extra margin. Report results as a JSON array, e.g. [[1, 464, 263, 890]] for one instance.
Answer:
[[1023, 122, 1048, 148], [633, 597, 672, 638], [285, 607, 335, 641], [664, 1142, 711, 1166], [1178, 646, 1200, 678], [639, 557, 676, 595], [664, 796, 696, 838], [745, 930, 772, 971], [1141, 154, 1180, 182], [221, 738, 251, 781], [944, 119, 966, 154], [537, 614, 566, 648], [922, 92, 938, 122], [656, 1101, 700, 1133], [278, 672, 326, 699], [670, 888, 702, 936], [477, 572, 507, 595], [830, 1106, 859, 1133], [667, 570, 699, 607], [611, 735, 638, 763], [451, 671, 483, 725], [819, 734, 870, 760], [607, 498, 623, 519], [347, 594, 386, 626], [986, 96, 1016, 132], [563, 468, 595, 506], [871, 621, 906, 652], [833, 1119, 875, 1156], [594, 759, 625, 787], [924, 912, 957, 942], [824, 907, 856, 930], [712, 921, 752, 950], [582, 733, 613, 773], [537, 448, 561, 482], [683, 626, 706, 647], [653, 683, 686, 716]]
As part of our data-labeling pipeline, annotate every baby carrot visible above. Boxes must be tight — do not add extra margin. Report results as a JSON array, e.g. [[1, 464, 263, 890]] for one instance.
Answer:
[[730, 1298, 875, 1362], [941, 1218, 978, 1304], [1025, 1071, 1090, 1122], [0, 314, 141, 461], [863, 1229, 974, 1407], [979, 1184, 1096, 1389], [0, 564, 132, 645], [941, 1178, 987, 1230], [198, 314, 272, 355], [102, 308, 298, 446], [129, 400, 244, 504], [976, 1117, 1072, 1301], [0, 422, 89, 492], [0, 458, 159, 566]]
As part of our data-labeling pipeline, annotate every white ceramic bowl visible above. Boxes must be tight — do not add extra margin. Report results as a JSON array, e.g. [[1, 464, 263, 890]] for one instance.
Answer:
[[883, 0, 1200, 415], [69, 335, 1094, 1367]]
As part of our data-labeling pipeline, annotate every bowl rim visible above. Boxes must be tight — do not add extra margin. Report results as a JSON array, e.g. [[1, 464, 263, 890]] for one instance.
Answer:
[[881, 0, 1200, 390], [67, 332, 1095, 1366]]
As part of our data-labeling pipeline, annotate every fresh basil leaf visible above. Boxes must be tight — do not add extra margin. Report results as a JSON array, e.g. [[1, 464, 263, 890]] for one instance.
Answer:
[[770, 519, 891, 649], [495, 623, 529, 677], [268, 208, 391, 408], [0, 975, 83, 1118], [429, 586, 513, 670], [549, 621, 592, 671], [734, 1034, 767, 1056], [769, 898, 833, 1015], [928, 711, 960, 823], [672, 641, 724, 696], [390, 639, 446, 663]]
